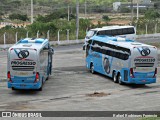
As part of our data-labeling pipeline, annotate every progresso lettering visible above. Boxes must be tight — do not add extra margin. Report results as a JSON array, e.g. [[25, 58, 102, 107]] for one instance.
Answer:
[[11, 61, 36, 66], [134, 58, 155, 63]]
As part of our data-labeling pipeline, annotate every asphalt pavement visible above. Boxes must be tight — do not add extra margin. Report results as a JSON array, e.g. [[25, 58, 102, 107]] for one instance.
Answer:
[[0, 43, 159, 120]]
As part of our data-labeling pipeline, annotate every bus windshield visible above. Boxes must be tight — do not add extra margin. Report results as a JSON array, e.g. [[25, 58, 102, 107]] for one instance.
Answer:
[[86, 30, 97, 38]]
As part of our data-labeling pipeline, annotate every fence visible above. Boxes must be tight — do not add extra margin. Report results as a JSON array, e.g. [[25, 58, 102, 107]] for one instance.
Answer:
[[0, 30, 85, 48], [0, 29, 72, 44], [1, 30, 160, 48]]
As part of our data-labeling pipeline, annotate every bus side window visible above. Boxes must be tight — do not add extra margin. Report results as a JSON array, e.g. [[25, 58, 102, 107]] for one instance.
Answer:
[[123, 28, 127, 34], [117, 29, 123, 35]]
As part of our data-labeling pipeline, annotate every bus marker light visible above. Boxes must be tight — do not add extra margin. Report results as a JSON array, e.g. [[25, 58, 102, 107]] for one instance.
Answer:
[[7, 71, 12, 82], [34, 72, 39, 83], [130, 68, 135, 78]]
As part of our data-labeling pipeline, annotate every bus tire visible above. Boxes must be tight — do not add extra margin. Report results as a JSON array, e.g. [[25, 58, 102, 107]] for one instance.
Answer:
[[46, 76, 49, 81], [12, 87, 15, 90], [38, 80, 43, 91], [38, 86, 42, 91], [118, 73, 123, 85], [113, 71, 118, 83], [90, 63, 95, 74]]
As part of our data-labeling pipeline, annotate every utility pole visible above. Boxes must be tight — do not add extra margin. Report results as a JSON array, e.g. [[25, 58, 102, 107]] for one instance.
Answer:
[[31, 0, 33, 23], [76, 0, 79, 40], [68, 5, 70, 21], [85, 0, 87, 18], [137, 0, 139, 21], [131, 0, 133, 25]]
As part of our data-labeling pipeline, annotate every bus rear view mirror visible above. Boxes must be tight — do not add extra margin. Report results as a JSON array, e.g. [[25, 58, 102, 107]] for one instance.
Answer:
[[83, 44, 86, 50], [49, 47, 54, 54]]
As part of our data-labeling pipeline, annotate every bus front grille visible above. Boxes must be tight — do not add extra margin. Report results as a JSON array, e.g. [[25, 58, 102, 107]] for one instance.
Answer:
[[135, 63, 154, 67], [12, 66, 35, 71]]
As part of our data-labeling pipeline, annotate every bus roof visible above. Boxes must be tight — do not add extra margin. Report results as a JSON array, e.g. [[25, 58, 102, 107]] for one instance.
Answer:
[[10, 38, 48, 50], [91, 35, 155, 49], [89, 25, 135, 31]]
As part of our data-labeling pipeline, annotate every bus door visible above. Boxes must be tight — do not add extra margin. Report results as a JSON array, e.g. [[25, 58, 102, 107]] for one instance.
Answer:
[[9, 48, 37, 83], [90, 41, 102, 73], [132, 46, 157, 79]]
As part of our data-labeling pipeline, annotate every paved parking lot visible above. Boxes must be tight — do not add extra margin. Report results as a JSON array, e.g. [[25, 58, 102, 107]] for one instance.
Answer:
[[0, 44, 159, 115]]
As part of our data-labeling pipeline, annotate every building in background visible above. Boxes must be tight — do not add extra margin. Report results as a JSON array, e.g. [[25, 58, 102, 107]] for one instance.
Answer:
[[113, 0, 153, 12]]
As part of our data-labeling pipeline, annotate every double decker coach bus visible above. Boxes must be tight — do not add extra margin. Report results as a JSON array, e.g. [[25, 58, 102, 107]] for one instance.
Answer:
[[83, 25, 136, 50], [85, 36, 158, 85], [7, 38, 54, 91]]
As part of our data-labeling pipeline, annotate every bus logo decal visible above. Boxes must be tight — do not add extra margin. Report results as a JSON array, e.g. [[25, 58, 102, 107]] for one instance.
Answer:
[[103, 57, 110, 74], [18, 50, 29, 59], [140, 47, 150, 56]]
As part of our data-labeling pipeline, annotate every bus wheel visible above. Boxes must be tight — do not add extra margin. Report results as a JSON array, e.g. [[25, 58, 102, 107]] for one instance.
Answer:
[[38, 85, 42, 91], [46, 76, 49, 81], [38, 81, 43, 91], [90, 64, 95, 74], [12, 87, 15, 90], [113, 72, 118, 83], [118, 74, 123, 85]]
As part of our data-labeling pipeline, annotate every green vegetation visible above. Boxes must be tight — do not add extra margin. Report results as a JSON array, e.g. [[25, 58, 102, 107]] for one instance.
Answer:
[[0, 0, 160, 43], [9, 13, 29, 21], [0, 9, 93, 43], [144, 9, 160, 20], [36, 11, 76, 23], [102, 15, 110, 21], [132, 9, 160, 34]]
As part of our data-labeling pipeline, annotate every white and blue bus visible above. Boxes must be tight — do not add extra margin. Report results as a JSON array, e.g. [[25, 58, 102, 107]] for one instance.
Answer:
[[83, 25, 136, 50], [85, 35, 158, 85], [7, 38, 54, 90]]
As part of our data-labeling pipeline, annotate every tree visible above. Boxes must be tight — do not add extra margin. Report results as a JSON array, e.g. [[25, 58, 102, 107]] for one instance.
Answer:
[[36, 10, 76, 22], [144, 9, 160, 20], [102, 15, 110, 21], [9, 13, 29, 21]]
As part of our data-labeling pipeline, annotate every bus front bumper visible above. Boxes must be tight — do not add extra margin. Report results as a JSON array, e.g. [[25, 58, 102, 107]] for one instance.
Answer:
[[8, 82, 41, 90], [126, 78, 156, 84]]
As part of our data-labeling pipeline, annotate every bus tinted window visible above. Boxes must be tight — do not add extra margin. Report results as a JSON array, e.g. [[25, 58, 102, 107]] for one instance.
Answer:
[[97, 28, 135, 36], [91, 40, 130, 60]]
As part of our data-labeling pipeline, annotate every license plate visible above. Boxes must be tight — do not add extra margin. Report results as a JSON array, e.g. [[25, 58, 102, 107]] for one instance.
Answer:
[[20, 84, 26, 87], [19, 72, 28, 75]]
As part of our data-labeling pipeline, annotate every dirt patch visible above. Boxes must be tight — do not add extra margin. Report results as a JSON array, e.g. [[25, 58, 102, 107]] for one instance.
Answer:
[[108, 19, 131, 25], [86, 92, 111, 97]]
